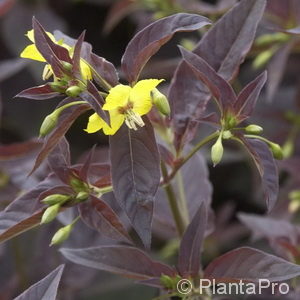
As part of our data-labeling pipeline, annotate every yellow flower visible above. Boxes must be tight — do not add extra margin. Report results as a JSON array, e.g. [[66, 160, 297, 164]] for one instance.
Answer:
[[85, 79, 164, 135], [20, 30, 92, 80]]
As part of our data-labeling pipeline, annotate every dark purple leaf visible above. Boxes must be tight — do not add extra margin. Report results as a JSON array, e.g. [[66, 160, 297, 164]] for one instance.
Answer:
[[0, 58, 27, 82], [80, 81, 109, 124], [33, 17, 72, 65], [79, 195, 131, 243], [169, 62, 211, 151], [31, 101, 90, 175], [234, 71, 267, 120], [47, 137, 71, 184], [0, 140, 45, 191], [204, 247, 300, 282], [194, 0, 266, 81], [78, 146, 95, 182], [177, 203, 207, 277], [103, 0, 138, 35], [240, 138, 279, 211], [60, 245, 175, 279], [179, 0, 237, 15], [284, 26, 300, 34], [121, 13, 211, 84], [72, 30, 86, 79], [15, 84, 60, 100], [109, 117, 160, 248], [89, 53, 119, 88], [54, 30, 92, 61], [267, 42, 293, 102], [0, 175, 58, 243], [238, 213, 300, 245], [14, 265, 64, 300], [179, 47, 236, 113]]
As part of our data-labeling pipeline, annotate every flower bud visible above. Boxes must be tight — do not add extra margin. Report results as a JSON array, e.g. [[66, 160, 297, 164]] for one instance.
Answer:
[[253, 49, 274, 69], [211, 136, 223, 166], [255, 33, 289, 47], [245, 124, 263, 134], [289, 190, 300, 201], [41, 194, 71, 205], [151, 88, 170, 116], [70, 177, 88, 193], [289, 199, 300, 213], [282, 140, 294, 159], [61, 61, 73, 72], [65, 86, 82, 97], [49, 82, 65, 93], [39, 112, 58, 137], [41, 204, 60, 224], [269, 142, 283, 160], [50, 224, 73, 246], [160, 275, 174, 289], [222, 130, 232, 139], [76, 191, 89, 202]]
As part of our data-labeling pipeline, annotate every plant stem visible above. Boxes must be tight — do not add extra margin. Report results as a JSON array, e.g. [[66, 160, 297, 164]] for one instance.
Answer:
[[165, 131, 219, 183], [176, 171, 189, 227], [161, 162, 186, 236]]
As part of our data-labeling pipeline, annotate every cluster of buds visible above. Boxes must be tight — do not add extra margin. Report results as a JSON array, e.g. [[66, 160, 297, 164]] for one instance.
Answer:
[[40, 176, 91, 245], [48, 61, 86, 97], [210, 123, 283, 166]]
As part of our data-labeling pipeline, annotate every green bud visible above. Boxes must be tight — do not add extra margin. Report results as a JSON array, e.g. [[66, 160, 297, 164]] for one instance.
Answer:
[[282, 140, 294, 159], [50, 224, 73, 246], [253, 49, 274, 69], [39, 112, 59, 137], [180, 38, 196, 51], [70, 177, 88, 193], [41, 204, 60, 224], [255, 33, 289, 47], [222, 130, 232, 139], [76, 191, 89, 202], [49, 82, 65, 93], [289, 190, 300, 201], [211, 136, 224, 166], [41, 194, 71, 206], [151, 88, 171, 116], [65, 86, 82, 97], [225, 115, 237, 129], [61, 61, 73, 72], [160, 275, 174, 289], [245, 124, 263, 134], [289, 199, 300, 213], [269, 142, 283, 160]]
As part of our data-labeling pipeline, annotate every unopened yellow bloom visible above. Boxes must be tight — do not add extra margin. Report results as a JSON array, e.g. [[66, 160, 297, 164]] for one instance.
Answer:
[[85, 79, 164, 135], [20, 30, 92, 80]]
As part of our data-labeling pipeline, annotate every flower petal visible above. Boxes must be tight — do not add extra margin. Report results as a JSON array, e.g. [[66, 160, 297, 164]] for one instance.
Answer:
[[26, 29, 56, 43], [103, 84, 131, 110], [20, 44, 46, 62], [103, 110, 125, 135], [80, 60, 92, 80], [131, 79, 164, 115], [85, 113, 105, 133]]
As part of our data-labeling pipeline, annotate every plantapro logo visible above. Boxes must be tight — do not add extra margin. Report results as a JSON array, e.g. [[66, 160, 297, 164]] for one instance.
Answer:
[[177, 278, 290, 296]]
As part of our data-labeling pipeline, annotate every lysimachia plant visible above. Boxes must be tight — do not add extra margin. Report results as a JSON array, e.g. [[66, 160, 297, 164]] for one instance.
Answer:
[[2, 0, 300, 299]]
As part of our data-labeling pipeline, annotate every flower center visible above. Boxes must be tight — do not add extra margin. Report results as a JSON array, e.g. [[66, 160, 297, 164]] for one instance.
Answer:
[[124, 110, 145, 130], [117, 101, 145, 130]]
